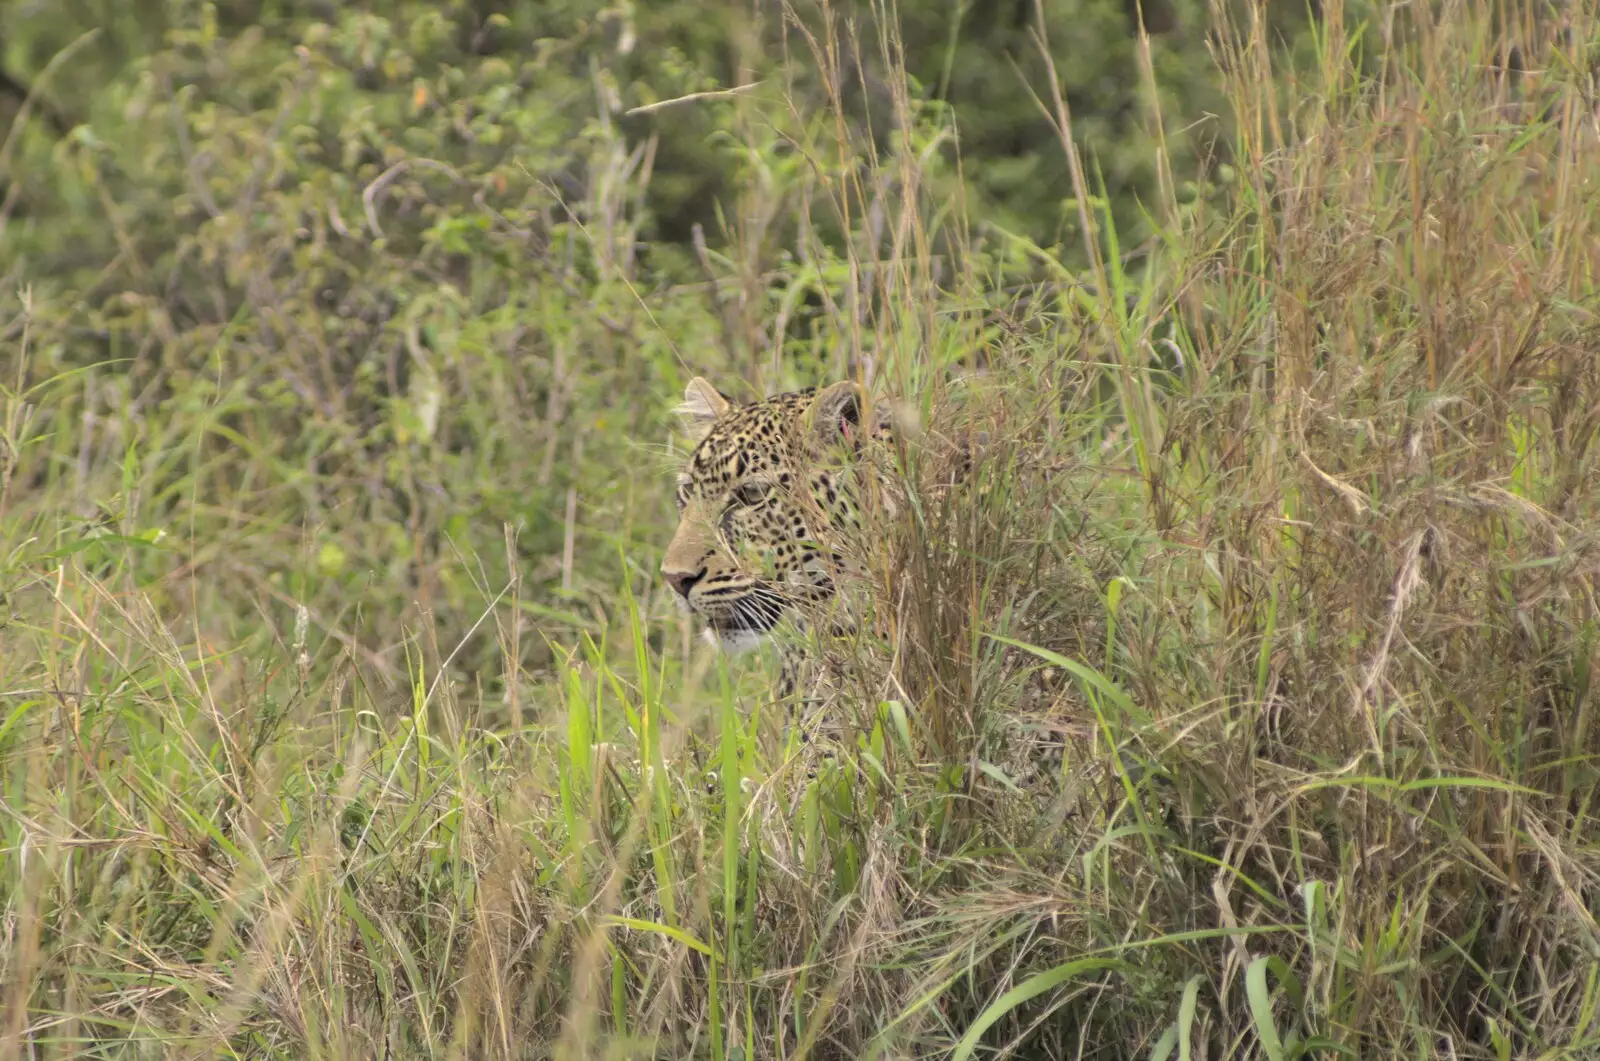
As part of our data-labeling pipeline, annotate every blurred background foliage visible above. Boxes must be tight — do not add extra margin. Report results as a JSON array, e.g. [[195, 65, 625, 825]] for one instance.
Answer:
[[2, 0, 1319, 274], [0, 0, 1313, 684]]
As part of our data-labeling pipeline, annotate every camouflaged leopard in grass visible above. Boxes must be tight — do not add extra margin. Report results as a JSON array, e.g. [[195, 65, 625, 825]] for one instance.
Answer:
[[660, 377, 898, 701], [660, 376, 1080, 805]]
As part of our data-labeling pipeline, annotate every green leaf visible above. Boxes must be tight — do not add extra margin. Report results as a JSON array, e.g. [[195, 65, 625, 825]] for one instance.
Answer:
[[1244, 956, 1303, 1061], [1177, 975, 1202, 1061], [951, 959, 1128, 1061], [987, 633, 1149, 726], [605, 916, 713, 957]]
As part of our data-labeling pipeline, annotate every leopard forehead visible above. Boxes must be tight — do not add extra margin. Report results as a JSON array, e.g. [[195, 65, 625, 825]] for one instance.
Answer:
[[684, 390, 815, 488]]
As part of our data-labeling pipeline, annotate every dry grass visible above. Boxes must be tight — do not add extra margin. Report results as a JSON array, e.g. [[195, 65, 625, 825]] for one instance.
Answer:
[[2, 1, 1599, 1058]]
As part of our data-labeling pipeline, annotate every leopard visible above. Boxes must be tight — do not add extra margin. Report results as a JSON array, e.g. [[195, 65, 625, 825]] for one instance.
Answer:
[[660, 375, 1076, 809], [659, 376, 895, 704]]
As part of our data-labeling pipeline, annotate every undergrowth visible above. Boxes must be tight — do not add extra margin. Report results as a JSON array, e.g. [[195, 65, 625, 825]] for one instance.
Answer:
[[2, 1, 1599, 1058]]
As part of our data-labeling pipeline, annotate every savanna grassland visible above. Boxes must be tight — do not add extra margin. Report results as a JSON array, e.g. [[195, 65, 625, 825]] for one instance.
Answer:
[[2, 1, 1600, 1058]]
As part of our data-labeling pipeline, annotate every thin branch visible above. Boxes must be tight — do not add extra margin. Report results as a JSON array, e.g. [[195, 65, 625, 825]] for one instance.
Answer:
[[624, 81, 767, 117]]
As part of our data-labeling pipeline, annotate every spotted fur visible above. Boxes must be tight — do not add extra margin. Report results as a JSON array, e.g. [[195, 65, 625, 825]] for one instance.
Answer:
[[662, 380, 1080, 806], [661, 378, 893, 691]]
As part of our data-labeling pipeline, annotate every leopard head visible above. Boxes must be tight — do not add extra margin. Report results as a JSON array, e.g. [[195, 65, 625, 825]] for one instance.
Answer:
[[660, 377, 874, 650]]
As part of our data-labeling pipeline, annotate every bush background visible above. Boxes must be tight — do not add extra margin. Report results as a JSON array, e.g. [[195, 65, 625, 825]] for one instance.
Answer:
[[1, 0, 1290, 710], [3, 1, 1599, 1059]]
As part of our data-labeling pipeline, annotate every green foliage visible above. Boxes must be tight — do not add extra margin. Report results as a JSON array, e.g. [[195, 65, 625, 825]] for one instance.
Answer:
[[3, 0, 1600, 1059], [2, 1, 1306, 283]]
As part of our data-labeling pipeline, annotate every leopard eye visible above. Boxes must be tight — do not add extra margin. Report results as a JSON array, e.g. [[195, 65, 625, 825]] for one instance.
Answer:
[[731, 480, 772, 507]]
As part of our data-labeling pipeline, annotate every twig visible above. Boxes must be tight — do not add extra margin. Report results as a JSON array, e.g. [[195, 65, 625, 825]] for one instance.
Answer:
[[161, 70, 222, 220], [0, 29, 100, 238], [362, 157, 464, 237], [624, 82, 766, 117], [692, 222, 741, 360], [0, 28, 98, 179]]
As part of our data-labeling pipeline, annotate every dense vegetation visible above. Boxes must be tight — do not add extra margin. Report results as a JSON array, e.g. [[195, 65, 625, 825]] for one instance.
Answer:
[[3, 1, 1599, 1057]]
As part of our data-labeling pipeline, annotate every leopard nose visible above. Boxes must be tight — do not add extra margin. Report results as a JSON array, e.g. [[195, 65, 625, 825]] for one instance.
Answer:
[[664, 567, 706, 600]]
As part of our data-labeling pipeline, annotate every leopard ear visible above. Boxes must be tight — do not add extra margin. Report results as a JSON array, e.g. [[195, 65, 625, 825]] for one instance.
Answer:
[[807, 379, 863, 449], [676, 377, 732, 442]]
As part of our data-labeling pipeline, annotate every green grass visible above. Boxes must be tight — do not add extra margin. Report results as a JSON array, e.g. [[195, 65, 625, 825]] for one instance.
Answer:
[[3, 1, 1600, 1057]]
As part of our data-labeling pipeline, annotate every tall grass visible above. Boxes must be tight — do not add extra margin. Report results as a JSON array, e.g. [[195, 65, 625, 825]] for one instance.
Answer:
[[3, 0, 1599, 1057]]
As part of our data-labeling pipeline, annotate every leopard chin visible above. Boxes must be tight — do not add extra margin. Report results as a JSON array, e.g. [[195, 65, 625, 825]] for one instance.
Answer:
[[704, 606, 784, 652], [704, 625, 768, 653], [671, 583, 784, 653]]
